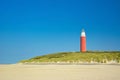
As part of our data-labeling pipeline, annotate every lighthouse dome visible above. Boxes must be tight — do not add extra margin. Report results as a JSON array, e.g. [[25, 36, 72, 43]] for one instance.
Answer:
[[81, 29, 86, 37]]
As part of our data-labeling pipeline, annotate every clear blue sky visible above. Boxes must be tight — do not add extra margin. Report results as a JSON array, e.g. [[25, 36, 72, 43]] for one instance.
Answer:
[[0, 0, 120, 63]]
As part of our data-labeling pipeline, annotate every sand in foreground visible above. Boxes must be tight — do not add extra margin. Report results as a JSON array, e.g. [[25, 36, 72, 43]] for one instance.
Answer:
[[0, 64, 120, 80]]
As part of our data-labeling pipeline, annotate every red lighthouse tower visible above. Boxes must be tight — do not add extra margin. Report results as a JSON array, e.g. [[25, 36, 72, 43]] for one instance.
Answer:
[[80, 29, 86, 52]]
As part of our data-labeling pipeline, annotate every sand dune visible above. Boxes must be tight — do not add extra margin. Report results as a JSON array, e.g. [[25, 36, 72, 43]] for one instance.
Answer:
[[0, 64, 120, 80]]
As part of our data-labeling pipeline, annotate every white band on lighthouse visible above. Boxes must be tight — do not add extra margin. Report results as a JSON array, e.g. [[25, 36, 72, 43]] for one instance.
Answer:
[[81, 29, 86, 37]]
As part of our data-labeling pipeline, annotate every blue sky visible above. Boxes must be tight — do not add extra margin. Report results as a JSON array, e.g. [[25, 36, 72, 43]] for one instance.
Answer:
[[0, 0, 120, 63]]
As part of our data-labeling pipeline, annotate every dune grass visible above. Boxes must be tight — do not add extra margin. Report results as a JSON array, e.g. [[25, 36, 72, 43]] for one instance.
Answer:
[[19, 51, 120, 64]]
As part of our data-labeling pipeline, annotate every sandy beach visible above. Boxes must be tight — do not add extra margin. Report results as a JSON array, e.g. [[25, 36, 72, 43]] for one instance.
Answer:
[[0, 64, 120, 80]]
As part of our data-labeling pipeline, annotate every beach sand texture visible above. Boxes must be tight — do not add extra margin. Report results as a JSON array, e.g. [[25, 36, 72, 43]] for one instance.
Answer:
[[0, 64, 120, 80]]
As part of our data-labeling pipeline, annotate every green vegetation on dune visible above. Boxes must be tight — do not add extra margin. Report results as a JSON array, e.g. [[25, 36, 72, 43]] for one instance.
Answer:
[[20, 51, 120, 64]]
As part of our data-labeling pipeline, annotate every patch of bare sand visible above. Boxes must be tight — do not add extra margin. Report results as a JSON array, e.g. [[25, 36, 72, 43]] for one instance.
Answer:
[[0, 64, 120, 80]]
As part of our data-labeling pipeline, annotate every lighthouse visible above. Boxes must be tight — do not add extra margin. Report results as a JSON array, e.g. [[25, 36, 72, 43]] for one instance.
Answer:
[[80, 29, 86, 52]]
